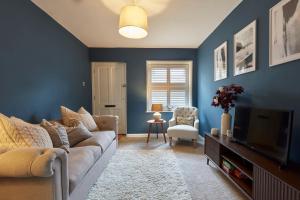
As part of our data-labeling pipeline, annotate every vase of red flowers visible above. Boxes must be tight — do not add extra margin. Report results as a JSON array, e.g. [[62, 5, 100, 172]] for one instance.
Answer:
[[212, 84, 244, 135]]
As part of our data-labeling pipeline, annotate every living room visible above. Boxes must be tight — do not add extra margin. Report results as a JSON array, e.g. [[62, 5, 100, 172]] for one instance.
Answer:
[[0, 0, 300, 200]]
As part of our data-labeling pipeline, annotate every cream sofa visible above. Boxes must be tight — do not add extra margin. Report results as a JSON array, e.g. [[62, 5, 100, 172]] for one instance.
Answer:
[[0, 115, 118, 200]]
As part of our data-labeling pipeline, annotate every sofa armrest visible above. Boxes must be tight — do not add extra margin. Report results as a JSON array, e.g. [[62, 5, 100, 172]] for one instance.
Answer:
[[169, 118, 176, 127], [194, 119, 199, 130], [93, 115, 119, 135], [0, 148, 69, 200], [0, 148, 67, 178]]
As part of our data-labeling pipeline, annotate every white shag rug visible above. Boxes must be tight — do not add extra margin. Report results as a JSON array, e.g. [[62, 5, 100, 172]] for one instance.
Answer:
[[87, 150, 192, 200]]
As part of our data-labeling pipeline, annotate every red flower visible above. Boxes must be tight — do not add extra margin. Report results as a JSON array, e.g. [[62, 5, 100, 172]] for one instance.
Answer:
[[211, 84, 244, 113]]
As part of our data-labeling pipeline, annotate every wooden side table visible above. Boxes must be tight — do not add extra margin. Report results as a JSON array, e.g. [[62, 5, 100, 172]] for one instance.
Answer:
[[146, 119, 167, 143]]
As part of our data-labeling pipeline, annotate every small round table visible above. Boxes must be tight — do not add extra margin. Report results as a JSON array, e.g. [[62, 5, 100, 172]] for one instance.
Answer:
[[146, 119, 167, 143]]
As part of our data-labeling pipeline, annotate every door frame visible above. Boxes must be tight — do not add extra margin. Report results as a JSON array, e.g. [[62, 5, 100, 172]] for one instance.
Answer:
[[91, 62, 127, 134]]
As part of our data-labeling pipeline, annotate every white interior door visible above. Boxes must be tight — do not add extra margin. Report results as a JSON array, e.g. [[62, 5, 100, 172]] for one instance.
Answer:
[[92, 62, 127, 134]]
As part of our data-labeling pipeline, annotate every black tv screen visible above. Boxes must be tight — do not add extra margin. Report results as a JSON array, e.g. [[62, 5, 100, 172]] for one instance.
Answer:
[[233, 106, 293, 165]]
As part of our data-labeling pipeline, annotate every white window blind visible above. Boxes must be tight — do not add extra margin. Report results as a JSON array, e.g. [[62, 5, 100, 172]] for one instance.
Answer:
[[147, 61, 192, 111]]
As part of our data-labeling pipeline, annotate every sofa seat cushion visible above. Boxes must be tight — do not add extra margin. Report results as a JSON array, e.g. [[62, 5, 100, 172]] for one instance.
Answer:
[[68, 146, 101, 192], [167, 125, 198, 139], [74, 131, 115, 153]]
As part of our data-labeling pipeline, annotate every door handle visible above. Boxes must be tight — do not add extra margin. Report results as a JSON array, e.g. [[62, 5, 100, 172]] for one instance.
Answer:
[[105, 105, 116, 108]]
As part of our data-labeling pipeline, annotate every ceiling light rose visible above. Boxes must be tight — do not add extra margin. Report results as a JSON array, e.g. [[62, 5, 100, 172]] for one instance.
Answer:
[[119, 4, 148, 39]]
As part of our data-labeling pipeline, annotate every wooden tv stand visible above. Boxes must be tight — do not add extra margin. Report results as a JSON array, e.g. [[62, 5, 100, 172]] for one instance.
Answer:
[[204, 134, 300, 200]]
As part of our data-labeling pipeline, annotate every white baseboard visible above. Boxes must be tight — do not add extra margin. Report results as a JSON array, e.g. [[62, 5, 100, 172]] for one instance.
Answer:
[[126, 133, 205, 145], [125, 133, 149, 137]]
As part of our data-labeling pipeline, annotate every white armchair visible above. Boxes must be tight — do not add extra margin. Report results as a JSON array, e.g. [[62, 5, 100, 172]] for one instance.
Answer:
[[167, 107, 199, 147]]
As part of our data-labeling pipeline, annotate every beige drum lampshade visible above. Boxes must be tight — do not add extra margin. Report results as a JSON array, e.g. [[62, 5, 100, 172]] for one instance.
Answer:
[[119, 5, 148, 39], [151, 104, 163, 121]]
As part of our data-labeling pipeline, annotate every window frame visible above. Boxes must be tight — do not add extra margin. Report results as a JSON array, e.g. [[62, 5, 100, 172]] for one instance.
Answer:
[[146, 60, 193, 112]]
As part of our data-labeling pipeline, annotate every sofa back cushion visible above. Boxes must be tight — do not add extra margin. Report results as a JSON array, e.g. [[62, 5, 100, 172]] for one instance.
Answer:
[[173, 107, 198, 126], [41, 119, 70, 153], [60, 106, 98, 131], [0, 114, 53, 149]]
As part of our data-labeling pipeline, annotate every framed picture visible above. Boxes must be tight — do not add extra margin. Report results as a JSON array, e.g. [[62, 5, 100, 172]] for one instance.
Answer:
[[214, 41, 227, 81], [269, 0, 300, 67], [234, 20, 257, 76]]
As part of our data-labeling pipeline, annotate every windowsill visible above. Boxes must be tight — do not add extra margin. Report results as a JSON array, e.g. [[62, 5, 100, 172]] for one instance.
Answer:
[[145, 111, 173, 113]]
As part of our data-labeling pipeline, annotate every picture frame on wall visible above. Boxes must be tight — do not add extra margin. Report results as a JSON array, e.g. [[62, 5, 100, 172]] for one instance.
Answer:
[[233, 20, 257, 76], [214, 41, 227, 81], [269, 0, 300, 67]]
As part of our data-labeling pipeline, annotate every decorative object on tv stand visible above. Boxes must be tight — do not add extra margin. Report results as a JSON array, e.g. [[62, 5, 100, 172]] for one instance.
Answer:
[[119, 0, 148, 39], [214, 41, 228, 81], [210, 128, 219, 136], [233, 20, 256, 76], [212, 84, 244, 135], [269, 0, 300, 66], [226, 129, 232, 137], [151, 104, 163, 121]]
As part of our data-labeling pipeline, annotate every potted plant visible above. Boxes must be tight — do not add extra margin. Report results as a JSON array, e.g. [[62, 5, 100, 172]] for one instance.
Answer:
[[212, 84, 244, 135]]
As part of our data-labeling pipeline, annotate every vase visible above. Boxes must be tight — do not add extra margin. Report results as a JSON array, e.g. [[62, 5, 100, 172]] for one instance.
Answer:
[[221, 112, 231, 136]]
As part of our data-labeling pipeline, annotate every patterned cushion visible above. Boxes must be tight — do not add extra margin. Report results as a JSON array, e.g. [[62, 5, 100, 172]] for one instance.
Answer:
[[0, 114, 53, 149], [176, 116, 194, 126], [0, 114, 24, 148], [60, 106, 98, 131], [65, 119, 93, 147], [41, 119, 70, 153]]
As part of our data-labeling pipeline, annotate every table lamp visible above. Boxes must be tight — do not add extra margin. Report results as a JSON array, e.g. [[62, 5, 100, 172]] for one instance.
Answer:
[[151, 104, 163, 121]]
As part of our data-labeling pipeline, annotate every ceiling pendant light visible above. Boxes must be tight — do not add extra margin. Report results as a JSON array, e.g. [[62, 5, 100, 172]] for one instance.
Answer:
[[119, 0, 148, 39]]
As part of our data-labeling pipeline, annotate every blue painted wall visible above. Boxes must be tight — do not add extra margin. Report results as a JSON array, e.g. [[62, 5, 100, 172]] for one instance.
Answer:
[[0, 1, 91, 122], [89, 48, 197, 133], [197, 0, 300, 163]]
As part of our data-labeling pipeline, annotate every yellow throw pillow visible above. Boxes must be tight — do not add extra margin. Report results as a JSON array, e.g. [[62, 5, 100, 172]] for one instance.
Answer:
[[60, 106, 98, 131], [0, 113, 23, 148], [0, 114, 53, 149]]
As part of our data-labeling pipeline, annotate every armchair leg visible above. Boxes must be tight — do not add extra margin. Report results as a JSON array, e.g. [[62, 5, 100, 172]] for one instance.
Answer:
[[169, 137, 172, 147], [192, 139, 197, 148]]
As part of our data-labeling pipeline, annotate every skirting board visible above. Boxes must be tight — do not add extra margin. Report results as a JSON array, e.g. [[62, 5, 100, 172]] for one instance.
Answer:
[[126, 133, 205, 145]]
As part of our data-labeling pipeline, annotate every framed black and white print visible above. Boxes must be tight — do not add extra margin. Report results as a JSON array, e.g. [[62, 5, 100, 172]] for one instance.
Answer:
[[269, 0, 300, 67], [214, 41, 227, 81], [234, 20, 257, 76]]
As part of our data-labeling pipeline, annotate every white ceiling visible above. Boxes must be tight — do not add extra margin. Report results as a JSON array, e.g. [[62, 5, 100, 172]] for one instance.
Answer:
[[31, 0, 241, 48]]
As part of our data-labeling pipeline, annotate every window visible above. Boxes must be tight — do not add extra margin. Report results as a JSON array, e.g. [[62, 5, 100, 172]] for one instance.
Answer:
[[147, 61, 192, 111]]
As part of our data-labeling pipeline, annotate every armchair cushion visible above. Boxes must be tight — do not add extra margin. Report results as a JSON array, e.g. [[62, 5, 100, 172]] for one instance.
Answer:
[[170, 107, 199, 128], [0, 148, 66, 178], [167, 125, 198, 140]]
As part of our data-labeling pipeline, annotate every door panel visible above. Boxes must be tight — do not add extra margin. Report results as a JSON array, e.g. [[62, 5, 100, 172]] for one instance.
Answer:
[[92, 62, 127, 134]]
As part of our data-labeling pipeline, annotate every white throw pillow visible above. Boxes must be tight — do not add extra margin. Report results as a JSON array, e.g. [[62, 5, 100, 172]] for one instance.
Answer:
[[0, 113, 53, 149], [60, 106, 98, 131]]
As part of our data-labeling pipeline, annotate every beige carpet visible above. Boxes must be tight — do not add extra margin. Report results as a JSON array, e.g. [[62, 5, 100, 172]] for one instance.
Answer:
[[118, 136, 247, 200], [87, 150, 192, 200]]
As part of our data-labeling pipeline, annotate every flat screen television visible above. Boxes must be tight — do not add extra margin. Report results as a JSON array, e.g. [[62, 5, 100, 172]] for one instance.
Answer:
[[233, 106, 294, 166]]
